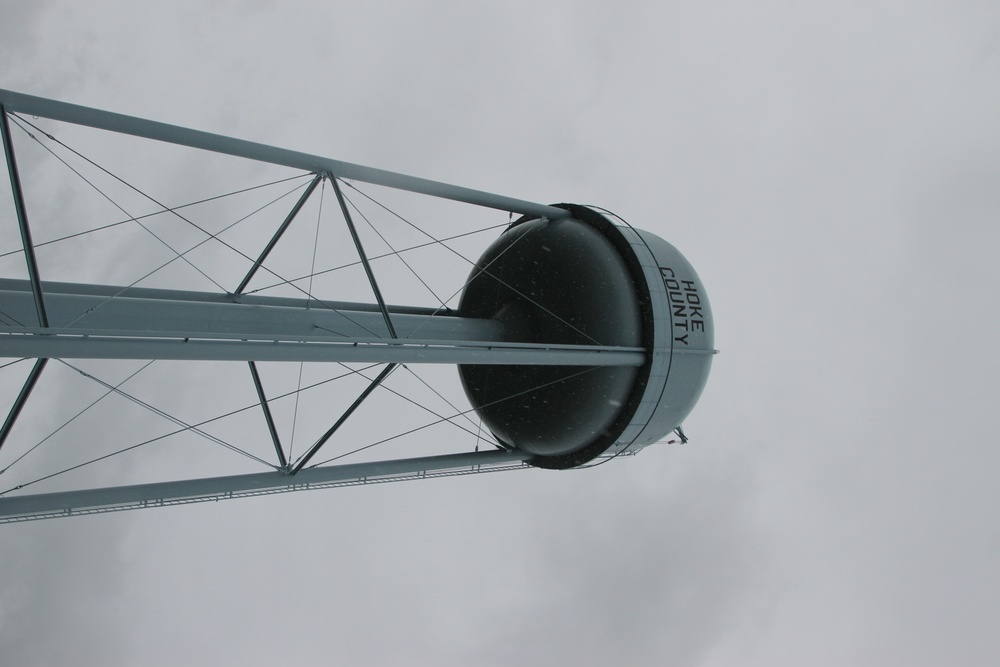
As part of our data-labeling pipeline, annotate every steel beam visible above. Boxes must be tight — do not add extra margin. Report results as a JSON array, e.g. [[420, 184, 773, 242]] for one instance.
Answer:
[[0, 334, 646, 366], [0, 279, 646, 365], [0, 280, 503, 342], [0, 449, 531, 522], [0, 89, 570, 220]]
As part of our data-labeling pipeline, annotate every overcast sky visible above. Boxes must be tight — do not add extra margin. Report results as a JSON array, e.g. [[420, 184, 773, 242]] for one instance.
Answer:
[[2, 2, 999, 665]]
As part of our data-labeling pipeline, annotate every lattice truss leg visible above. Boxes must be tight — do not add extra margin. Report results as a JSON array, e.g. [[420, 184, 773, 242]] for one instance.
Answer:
[[0, 96, 552, 521]]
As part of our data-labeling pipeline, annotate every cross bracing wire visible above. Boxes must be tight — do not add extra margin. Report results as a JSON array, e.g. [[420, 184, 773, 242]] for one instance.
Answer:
[[48, 176, 329, 332], [0, 123, 492, 486], [7, 114, 383, 338], [401, 364, 496, 440], [0, 173, 311, 260], [0, 360, 155, 476], [348, 363, 502, 449], [58, 360, 276, 469], [8, 114, 229, 293], [343, 179, 484, 269], [338, 184, 448, 309], [301, 183, 600, 349], [10, 113, 300, 272], [1, 360, 604, 497], [288, 177, 328, 460], [2, 126, 428, 481], [310, 365, 601, 467], [242, 222, 508, 296], [341, 180, 603, 346], [0, 363, 387, 496]]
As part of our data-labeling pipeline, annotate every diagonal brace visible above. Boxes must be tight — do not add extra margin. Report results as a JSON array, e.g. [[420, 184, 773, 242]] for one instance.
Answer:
[[0, 358, 47, 452], [248, 361, 288, 469], [1, 107, 48, 327], [329, 175, 397, 338], [290, 363, 396, 474], [235, 173, 323, 295]]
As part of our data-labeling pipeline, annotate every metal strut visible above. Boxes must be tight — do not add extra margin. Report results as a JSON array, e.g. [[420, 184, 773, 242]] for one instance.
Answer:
[[235, 173, 323, 295], [330, 175, 397, 338], [1, 106, 48, 327], [0, 358, 48, 452], [0, 450, 532, 523], [0, 89, 571, 220], [290, 363, 397, 474], [1, 106, 50, 453], [248, 361, 288, 470]]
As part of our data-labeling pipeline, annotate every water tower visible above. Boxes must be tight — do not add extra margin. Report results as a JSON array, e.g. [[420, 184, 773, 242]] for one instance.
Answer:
[[0, 89, 714, 521]]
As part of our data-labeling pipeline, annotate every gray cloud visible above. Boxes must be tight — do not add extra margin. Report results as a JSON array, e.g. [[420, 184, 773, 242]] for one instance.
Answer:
[[2, 2, 999, 666]]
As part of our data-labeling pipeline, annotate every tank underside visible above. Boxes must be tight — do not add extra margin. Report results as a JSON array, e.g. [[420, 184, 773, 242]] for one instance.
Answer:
[[458, 205, 714, 469]]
